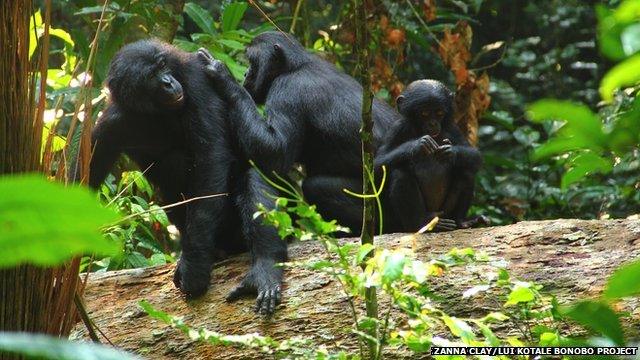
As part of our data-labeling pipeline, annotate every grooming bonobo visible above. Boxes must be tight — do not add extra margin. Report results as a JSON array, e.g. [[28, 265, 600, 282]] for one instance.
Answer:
[[376, 79, 485, 232]]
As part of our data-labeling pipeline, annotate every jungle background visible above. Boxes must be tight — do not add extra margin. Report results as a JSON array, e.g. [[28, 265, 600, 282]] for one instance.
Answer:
[[1, 0, 639, 359]]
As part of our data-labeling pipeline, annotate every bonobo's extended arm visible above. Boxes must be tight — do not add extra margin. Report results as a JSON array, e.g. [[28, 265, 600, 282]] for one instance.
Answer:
[[88, 109, 124, 189], [196, 49, 302, 174]]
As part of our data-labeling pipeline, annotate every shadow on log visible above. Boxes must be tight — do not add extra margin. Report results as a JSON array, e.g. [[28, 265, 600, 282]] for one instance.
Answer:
[[71, 219, 640, 358]]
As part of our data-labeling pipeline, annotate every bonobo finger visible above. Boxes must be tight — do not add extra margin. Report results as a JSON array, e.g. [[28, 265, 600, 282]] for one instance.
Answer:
[[441, 138, 452, 145], [196, 48, 214, 62], [226, 282, 253, 302], [255, 291, 267, 313], [436, 218, 458, 231], [268, 290, 278, 314]]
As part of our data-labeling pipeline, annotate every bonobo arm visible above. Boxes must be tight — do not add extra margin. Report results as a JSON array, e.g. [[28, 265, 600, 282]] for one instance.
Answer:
[[374, 124, 439, 170], [88, 108, 124, 189], [196, 49, 302, 173]]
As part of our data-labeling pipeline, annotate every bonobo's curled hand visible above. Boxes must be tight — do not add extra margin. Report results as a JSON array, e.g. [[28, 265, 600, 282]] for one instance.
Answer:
[[435, 138, 455, 163], [196, 48, 233, 81], [226, 259, 283, 315], [415, 135, 439, 158]]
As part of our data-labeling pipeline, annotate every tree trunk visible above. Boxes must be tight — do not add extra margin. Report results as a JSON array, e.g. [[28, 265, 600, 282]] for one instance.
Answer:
[[71, 219, 640, 359]]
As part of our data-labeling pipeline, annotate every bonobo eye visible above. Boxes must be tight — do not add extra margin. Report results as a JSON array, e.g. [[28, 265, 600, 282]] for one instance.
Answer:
[[421, 110, 431, 118], [436, 110, 445, 118]]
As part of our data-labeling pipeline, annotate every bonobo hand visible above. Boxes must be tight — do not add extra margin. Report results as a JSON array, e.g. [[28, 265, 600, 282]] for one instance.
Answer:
[[196, 48, 233, 80], [415, 135, 439, 158], [435, 138, 455, 163], [173, 256, 213, 299], [226, 259, 283, 315]]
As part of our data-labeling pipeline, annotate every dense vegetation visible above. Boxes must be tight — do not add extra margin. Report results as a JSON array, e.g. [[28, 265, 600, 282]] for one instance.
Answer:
[[1, 0, 639, 359]]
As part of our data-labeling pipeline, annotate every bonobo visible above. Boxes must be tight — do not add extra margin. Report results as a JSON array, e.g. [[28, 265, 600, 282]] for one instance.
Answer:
[[89, 40, 286, 314], [196, 31, 398, 235], [375, 79, 484, 232]]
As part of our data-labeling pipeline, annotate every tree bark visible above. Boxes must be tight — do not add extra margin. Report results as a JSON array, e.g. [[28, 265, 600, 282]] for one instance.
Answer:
[[71, 219, 640, 359]]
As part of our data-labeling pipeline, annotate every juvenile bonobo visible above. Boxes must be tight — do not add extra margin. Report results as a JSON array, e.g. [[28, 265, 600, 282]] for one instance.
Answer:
[[89, 40, 286, 314], [375, 80, 484, 232], [196, 32, 397, 235]]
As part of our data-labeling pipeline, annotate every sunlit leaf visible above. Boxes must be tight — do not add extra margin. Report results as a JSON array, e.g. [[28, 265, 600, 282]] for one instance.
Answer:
[[600, 54, 640, 101], [562, 301, 624, 346], [604, 259, 640, 299], [505, 285, 535, 305], [0, 175, 120, 267]]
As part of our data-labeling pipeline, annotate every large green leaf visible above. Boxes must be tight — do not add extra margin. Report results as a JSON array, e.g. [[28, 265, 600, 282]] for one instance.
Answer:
[[0, 332, 140, 360], [221, 2, 248, 32], [184, 2, 216, 35], [604, 259, 640, 299], [600, 54, 640, 101], [0, 174, 120, 267], [528, 100, 603, 140], [561, 152, 613, 189], [562, 301, 625, 346]]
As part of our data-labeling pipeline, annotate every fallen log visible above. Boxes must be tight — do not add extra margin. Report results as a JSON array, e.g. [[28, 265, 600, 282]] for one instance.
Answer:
[[70, 219, 640, 358]]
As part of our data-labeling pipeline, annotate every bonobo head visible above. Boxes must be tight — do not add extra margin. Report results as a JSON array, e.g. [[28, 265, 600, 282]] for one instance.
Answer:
[[243, 31, 309, 104], [107, 40, 186, 114], [396, 79, 454, 137]]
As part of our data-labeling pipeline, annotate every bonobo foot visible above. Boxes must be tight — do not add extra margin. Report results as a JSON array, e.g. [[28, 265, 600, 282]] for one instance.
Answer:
[[173, 257, 214, 299], [457, 215, 490, 229], [226, 259, 283, 315], [196, 48, 233, 80], [434, 217, 458, 232]]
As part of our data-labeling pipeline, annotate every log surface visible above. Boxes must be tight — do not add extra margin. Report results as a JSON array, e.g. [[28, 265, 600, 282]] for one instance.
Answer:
[[70, 219, 640, 359]]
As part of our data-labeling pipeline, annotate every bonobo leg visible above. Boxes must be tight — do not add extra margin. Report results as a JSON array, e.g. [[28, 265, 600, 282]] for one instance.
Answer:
[[440, 172, 487, 229], [302, 175, 364, 236], [227, 168, 287, 315], [387, 169, 457, 232]]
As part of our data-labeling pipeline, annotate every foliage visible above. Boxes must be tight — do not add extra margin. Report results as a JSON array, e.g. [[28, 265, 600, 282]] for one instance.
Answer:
[[86, 170, 176, 272], [143, 174, 639, 358], [0, 332, 141, 360], [0, 174, 119, 267]]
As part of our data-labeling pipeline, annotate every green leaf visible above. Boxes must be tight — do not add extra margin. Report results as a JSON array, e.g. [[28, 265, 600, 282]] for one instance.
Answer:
[[0, 174, 120, 267], [184, 2, 216, 35], [528, 100, 603, 141], [356, 243, 375, 264], [562, 301, 624, 346], [382, 252, 406, 283], [561, 152, 614, 189], [600, 54, 640, 101], [604, 259, 640, 299], [621, 23, 640, 56], [505, 284, 535, 305], [442, 316, 475, 343], [221, 2, 248, 32], [0, 332, 141, 360], [532, 137, 590, 160]]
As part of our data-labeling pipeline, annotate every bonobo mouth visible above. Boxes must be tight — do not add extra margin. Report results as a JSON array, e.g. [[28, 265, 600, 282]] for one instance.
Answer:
[[167, 93, 185, 108]]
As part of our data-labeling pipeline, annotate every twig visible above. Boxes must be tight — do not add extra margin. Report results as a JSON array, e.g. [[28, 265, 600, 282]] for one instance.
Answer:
[[404, 0, 442, 48], [103, 193, 228, 227], [289, 0, 304, 34]]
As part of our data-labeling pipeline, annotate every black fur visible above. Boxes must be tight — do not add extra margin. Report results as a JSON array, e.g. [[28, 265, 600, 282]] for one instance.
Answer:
[[376, 79, 484, 232], [89, 40, 286, 314], [197, 31, 398, 235]]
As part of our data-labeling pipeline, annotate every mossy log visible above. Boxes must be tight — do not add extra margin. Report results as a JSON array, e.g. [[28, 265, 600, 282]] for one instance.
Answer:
[[70, 219, 640, 359]]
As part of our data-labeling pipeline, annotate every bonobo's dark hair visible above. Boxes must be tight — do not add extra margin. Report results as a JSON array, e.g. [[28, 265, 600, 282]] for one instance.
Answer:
[[106, 39, 187, 114], [397, 79, 454, 117]]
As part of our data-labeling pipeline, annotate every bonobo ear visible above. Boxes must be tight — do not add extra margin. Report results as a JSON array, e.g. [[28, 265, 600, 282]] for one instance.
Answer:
[[396, 95, 405, 107], [273, 43, 285, 58]]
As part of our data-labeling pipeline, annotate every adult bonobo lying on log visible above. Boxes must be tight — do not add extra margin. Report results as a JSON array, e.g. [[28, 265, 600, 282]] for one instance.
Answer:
[[376, 79, 485, 232], [196, 31, 398, 235], [88, 40, 286, 314]]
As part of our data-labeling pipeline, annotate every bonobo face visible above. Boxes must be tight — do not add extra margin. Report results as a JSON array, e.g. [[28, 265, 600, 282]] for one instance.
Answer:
[[396, 79, 453, 137], [243, 35, 286, 104], [107, 40, 185, 113], [418, 106, 446, 137], [150, 52, 184, 109]]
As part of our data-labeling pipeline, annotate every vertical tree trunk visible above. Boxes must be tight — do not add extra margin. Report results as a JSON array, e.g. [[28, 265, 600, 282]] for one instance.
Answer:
[[352, 1, 378, 358], [0, 3, 78, 359]]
